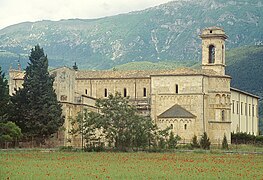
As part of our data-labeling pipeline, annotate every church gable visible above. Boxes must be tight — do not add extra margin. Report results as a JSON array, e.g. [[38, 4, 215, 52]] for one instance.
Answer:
[[158, 104, 196, 118]]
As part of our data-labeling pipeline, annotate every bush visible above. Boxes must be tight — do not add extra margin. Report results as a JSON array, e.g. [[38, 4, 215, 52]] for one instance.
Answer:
[[158, 137, 166, 149], [176, 144, 193, 150], [84, 143, 105, 152], [190, 135, 200, 148], [167, 132, 181, 149], [222, 134, 229, 150], [59, 146, 74, 152], [231, 132, 263, 145], [255, 135, 263, 145], [200, 132, 211, 150]]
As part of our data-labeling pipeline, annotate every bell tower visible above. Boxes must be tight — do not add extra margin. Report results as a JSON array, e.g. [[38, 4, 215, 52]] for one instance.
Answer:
[[200, 27, 228, 75]]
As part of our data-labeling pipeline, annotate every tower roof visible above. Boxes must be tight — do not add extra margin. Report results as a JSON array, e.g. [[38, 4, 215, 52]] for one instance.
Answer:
[[200, 26, 228, 39]]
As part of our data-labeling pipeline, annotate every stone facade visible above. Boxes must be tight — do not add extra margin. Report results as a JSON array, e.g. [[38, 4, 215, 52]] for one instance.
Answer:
[[9, 27, 259, 146]]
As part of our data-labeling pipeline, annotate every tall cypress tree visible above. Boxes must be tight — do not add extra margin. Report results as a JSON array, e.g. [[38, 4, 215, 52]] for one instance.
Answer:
[[10, 45, 64, 143], [0, 66, 9, 122]]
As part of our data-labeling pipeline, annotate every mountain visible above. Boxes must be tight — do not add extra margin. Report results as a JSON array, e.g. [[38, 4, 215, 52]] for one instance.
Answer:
[[0, 0, 263, 72]]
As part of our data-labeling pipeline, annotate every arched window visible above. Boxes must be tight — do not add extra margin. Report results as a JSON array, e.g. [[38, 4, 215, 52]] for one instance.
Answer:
[[170, 124, 173, 129], [184, 124, 187, 130], [209, 45, 215, 63]]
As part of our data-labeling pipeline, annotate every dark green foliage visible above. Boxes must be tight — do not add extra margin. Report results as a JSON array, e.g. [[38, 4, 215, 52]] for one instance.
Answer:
[[167, 131, 180, 149], [9, 45, 64, 143], [84, 144, 105, 152], [222, 134, 229, 150], [231, 132, 263, 145], [69, 110, 99, 148], [158, 137, 166, 149], [59, 146, 74, 152], [200, 132, 211, 150], [0, 121, 22, 142], [191, 135, 200, 148], [0, 66, 9, 122], [97, 92, 158, 150]]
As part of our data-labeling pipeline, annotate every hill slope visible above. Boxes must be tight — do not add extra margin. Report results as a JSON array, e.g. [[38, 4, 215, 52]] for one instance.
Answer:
[[0, 0, 263, 71]]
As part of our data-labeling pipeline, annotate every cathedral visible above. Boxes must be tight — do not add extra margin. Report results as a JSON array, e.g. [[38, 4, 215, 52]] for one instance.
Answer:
[[9, 27, 259, 147]]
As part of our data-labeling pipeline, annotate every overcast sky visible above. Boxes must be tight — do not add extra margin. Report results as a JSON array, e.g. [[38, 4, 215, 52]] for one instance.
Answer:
[[0, 0, 172, 30]]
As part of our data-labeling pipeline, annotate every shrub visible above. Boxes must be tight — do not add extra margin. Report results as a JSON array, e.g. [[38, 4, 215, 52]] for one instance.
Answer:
[[85, 143, 105, 152], [158, 137, 166, 149], [59, 146, 74, 152], [255, 135, 263, 145], [200, 132, 211, 150], [167, 132, 181, 149], [191, 135, 200, 148], [222, 134, 229, 150], [231, 132, 263, 145]]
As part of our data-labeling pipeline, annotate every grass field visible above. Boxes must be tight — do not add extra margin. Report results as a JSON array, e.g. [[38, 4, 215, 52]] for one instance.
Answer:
[[0, 151, 263, 179]]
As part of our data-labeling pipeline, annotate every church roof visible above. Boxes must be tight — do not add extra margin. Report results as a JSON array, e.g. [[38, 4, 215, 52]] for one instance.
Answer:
[[75, 68, 222, 79], [158, 104, 196, 119]]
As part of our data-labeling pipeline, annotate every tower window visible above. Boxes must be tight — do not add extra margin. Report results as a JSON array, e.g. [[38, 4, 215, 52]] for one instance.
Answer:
[[171, 124, 173, 129], [85, 89, 87, 95], [175, 84, 179, 94], [124, 88, 127, 97], [184, 124, 187, 130], [143, 88, 147, 97], [208, 45, 215, 63], [104, 88, 107, 97]]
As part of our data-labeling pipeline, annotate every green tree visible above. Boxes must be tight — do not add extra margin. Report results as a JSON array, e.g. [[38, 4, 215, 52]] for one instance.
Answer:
[[167, 131, 180, 149], [156, 127, 170, 149], [130, 115, 156, 150], [69, 110, 99, 148], [222, 133, 229, 150], [72, 92, 158, 151], [95, 92, 155, 150], [70, 92, 169, 151], [0, 66, 9, 122], [200, 132, 211, 150], [191, 135, 200, 148], [9, 45, 64, 144], [0, 121, 22, 142]]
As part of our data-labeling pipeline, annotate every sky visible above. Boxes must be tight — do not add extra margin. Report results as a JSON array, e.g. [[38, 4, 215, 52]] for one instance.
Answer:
[[0, 0, 172, 30]]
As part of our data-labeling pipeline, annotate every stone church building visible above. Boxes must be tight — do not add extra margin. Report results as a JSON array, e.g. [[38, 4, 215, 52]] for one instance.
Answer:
[[9, 27, 259, 147]]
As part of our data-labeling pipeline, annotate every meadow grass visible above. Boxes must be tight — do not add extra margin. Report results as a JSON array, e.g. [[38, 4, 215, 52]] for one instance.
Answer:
[[0, 150, 262, 179]]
